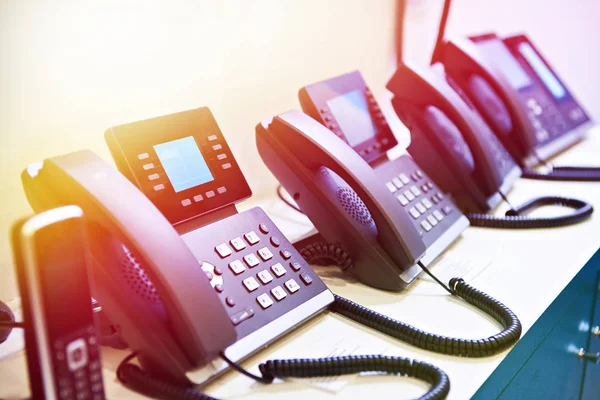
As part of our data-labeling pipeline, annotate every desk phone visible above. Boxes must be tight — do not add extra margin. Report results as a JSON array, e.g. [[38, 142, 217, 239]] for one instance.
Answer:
[[299, 71, 469, 267]]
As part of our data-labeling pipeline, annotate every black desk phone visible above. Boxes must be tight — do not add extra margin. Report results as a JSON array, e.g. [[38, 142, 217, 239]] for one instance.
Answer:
[[437, 34, 600, 180], [385, 62, 593, 228], [297, 71, 469, 273], [22, 108, 334, 386]]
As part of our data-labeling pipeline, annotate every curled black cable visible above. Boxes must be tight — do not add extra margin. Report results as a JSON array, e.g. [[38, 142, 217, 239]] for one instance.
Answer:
[[331, 278, 522, 357], [118, 352, 450, 400], [522, 166, 600, 181], [299, 241, 354, 271], [259, 355, 450, 400], [467, 196, 593, 229]]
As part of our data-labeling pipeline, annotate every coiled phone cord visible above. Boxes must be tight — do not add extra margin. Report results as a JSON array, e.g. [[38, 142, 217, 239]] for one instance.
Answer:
[[301, 243, 522, 357], [465, 196, 593, 229], [117, 352, 450, 400], [522, 166, 600, 181]]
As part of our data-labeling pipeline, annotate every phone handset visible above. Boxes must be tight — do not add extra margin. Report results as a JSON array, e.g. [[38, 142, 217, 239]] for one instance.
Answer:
[[23, 150, 236, 370], [439, 38, 537, 153], [268, 110, 426, 269], [388, 62, 519, 198]]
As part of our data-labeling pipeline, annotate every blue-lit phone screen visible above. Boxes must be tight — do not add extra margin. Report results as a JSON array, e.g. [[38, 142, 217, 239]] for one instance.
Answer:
[[327, 90, 377, 147], [518, 42, 567, 100], [153, 136, 214, 193]]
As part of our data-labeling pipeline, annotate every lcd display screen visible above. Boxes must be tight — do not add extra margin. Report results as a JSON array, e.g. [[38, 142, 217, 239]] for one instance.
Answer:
[[518, 42, 567, 99], [327, 90, 377, 147], [476, 39, 533, 90], [154, 136, 214, 193]]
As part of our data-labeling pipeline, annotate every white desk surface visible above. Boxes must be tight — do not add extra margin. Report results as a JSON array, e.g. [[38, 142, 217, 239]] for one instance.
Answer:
[[1, 131, 599, 400]]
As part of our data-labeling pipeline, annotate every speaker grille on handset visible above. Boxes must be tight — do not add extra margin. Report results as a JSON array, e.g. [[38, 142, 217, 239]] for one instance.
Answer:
[[120, 246, 161, 303], [336, 187, 374, 226]]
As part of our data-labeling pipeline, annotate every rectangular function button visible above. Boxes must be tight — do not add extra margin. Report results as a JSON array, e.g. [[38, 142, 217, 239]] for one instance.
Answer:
[[399, 173, 410, 184], [386, 182, 397, 193], [153, 184, 165, 191], [206, 191, 215, 198], [396, 194, 409, 206], [244, 231, 260, 245], [404, 190, 415, 202], [217, 186, 227, 194], [258, 247, 273, 261], [215, 243, 232, 258], [409, 207, 420, 219], [243, 253, 260, 268], [422, 198, 433, 209], [217, 153, 227, 160], [427, 215, 438, 226], [230, 307, 255, 325], [420, 220, 432, 232], [257, 269, 274, 284], [443, 206, 453, 215], [143, 163, 155, 170], [416, 203, 426, 214], [193, 194, 203, 202], [284, 279, 300, 293], [270, 263, 286, 277], [256, 293, 273, 309], [410, 186, 422, 196], [300, 273, 313, 285], [280, 249, 293, 260], [433, 210, 444, 221], [271, 286, 287, 301], [138, 153, 149, 160], [212, 144, 223, 151], [181, 199, 192, 207], [207, 135, 218, 141], [290, 261, 302, 271], [243, 277, 260, 292], [222, 163, 232, 169], [230, 237, 246, 251], [229, 260, 246, 275], [392, 177, 403, 189], [148, 173, 159, 180]]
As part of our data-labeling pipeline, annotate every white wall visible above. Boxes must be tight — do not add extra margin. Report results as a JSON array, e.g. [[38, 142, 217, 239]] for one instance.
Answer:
[[0, 0, 598, 299]]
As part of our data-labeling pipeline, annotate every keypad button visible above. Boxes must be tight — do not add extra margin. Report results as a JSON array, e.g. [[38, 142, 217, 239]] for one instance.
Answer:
[[89, 372, 102, 383], [217, 186, 227, 194], [226, 297, 236, 307], [243, 277, 260, 292], [411, 173, 419, 181], [421, 184, 429, 193], [433, 210, 444, 222], [229, 260, 246, 275], [392, 177, 403, 189], [215, 284, 224, 293], [205, 271, 214, 280], [215, 244, 232, 258], [270, 263, 286, 277], [404, 190, 415, 202], [416, 203, 426, 214], [443, 205, 453, 215], [397, 194, 409, 206], [271, 286, 287, 301], [212, 144, 223, 151], [257, 293, 273, 309], [416, 170, 424, 178], [409, 207, 420, 219], [138, 153, 149, 160], [399, 173, 410, 184], [181, 199, 192, 207], [148, 173, 160, 180], [230, 307, 255, 325], [420, 220, 432, 232], [245, 231, 260, 245], [386, 182, 397, 193], [427, 182, 434, 190], [217, 153, 227, 160], [193, 194, 203, 202], [284, 279, 300, 293], [427, 215, 438, 226], [206, 191, 216, 198], [422, 198, 433, 209], [257, 269, 274, 284], [280, 249, 293, 260], [207, 135, 218, 141], [230, 237, 246, 251], [243, 253, 260, 268], [437, 193, 445, 200], [432, 196, 440, 204], [410, 186, 422, 196], [89, 361, 100, 371], [143, 163, 154, 170], [258, 247, 273, 261], [290, 261, 302, 271], [222, 163, 232, 169], [153, 184, 165, 191], [300, 273, 313, 285], [270, 237, 281, 247], [259, 223, 270, 234]]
